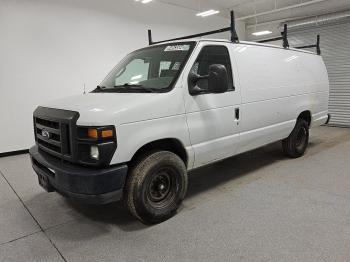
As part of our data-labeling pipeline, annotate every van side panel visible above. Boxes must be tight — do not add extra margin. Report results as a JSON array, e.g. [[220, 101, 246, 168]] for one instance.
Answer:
[[232, 44, 329, 154]]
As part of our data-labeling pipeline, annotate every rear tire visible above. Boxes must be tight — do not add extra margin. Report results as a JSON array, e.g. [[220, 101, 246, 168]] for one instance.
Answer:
[[125, 151, 188, 224], [282, 119, 309, 158]]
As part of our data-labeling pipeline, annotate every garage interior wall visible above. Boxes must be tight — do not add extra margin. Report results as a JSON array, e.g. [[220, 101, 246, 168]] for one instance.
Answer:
[[0, 0, 245, 154], [288, 18, 350, 127]]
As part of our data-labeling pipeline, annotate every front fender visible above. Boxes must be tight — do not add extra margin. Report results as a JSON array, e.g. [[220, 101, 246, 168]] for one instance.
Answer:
[[110, 115, 194, 168]]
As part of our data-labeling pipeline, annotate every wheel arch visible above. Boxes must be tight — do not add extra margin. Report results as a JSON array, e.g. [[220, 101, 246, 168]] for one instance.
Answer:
[[130, 138, 189, 167], [297, 110, 312, 127]]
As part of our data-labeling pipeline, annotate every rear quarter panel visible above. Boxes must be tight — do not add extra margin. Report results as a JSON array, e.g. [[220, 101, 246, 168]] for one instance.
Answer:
[[232, 44, 329, 154]]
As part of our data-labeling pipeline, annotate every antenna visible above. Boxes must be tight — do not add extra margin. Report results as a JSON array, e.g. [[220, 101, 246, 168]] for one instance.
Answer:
[[83, 83, 86, 94], [148, 30, 153, 45]]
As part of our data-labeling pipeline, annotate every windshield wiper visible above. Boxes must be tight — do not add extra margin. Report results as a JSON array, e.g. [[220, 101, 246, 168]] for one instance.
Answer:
[[91, 85, 106, 92], [122, 83, 142, 87], [113, 83, 157, 93], [93, 84, 158, 93]]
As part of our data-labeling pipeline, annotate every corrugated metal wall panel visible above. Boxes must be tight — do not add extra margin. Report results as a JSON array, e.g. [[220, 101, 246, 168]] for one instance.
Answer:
[[288, 18, 350, 127]]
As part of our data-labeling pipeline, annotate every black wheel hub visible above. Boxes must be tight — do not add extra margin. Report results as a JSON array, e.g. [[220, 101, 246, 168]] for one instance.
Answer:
[[148, 172, 172, 203]]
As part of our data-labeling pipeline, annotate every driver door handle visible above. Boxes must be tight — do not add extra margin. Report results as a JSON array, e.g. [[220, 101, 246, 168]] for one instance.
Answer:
[[235, 108, 240, 120]]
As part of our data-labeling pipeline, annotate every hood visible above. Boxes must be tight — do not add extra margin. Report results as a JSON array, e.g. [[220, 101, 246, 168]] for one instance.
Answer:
[[42, 91, 183, 126]]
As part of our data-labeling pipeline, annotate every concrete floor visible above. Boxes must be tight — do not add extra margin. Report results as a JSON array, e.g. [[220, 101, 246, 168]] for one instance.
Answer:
[[1, 126, 350, 262]]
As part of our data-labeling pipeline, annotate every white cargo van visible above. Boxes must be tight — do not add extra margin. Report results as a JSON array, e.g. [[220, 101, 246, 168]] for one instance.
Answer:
[[30, 13, 330, 224]]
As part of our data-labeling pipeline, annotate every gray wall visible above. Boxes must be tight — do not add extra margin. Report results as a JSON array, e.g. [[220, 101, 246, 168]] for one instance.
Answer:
[[288, 19, 350, 127]]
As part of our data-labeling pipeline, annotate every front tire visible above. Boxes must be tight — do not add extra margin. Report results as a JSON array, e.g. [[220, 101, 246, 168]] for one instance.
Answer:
[[282, 119, 309, 158], [125, 151, 188, 224]]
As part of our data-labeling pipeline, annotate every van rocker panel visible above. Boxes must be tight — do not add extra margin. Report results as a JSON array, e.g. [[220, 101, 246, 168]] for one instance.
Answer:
[[29, 146, 128, 204]]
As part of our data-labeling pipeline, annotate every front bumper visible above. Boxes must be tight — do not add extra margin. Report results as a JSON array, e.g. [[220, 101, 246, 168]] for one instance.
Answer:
[[29, 146, 128, 204]]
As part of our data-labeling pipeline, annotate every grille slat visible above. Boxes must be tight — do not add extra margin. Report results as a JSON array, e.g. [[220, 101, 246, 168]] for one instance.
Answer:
[[37, 134, 61, 147], [36, 123, 60, 135], [35, 118, 59, 129], [38, 139, 61, 154]]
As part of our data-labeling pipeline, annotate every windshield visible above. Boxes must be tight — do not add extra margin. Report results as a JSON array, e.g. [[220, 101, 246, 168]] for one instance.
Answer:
[[94, 42, 195, 93]]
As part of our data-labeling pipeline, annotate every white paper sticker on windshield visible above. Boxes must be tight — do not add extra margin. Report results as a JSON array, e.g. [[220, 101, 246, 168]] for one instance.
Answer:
[[164, 45, 190, 52]]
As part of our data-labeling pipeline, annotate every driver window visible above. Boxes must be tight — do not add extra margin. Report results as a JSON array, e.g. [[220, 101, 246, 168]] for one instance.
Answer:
[[190, 45, 234, 91]]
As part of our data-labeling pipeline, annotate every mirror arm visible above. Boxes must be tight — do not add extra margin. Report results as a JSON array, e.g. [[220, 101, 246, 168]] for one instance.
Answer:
[[188, 73, 209, 95], [196, 75, 209, 80], [189, 85, 204, 95], [189, 74, 209, 95]]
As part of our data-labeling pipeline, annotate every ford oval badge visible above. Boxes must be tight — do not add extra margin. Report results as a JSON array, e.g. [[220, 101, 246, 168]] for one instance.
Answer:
[[42, 130, 50, 140]]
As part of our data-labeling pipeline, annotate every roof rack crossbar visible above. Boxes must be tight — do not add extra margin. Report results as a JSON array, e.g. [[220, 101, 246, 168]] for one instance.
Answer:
[[257, 24, 289, 49], [148, 27, 231, 45], [147, 10, 239, 45], [294, 35, 321, 55], [257, 36, 284, 43]]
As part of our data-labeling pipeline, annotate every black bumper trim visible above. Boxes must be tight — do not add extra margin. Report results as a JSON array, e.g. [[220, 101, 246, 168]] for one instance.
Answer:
[[29, 146, 128, 204], [55, 187, 123, 205], [325, 113, 331, 125], [0, 149, 29, 158]]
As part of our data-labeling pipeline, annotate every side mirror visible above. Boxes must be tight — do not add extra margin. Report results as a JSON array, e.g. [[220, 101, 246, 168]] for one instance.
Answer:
[[188, 64, 229, 95], [207, 64, 229, 94]]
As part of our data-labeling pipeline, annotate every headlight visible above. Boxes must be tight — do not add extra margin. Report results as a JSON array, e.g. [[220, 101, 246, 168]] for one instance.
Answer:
[[90, 146, 99, 160], [77, 125, 117, 166]]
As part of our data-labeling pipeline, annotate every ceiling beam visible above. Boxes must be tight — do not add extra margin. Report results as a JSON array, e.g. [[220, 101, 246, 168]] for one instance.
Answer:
[[246, 16, 308, 28], [236, 0, 328, 20]]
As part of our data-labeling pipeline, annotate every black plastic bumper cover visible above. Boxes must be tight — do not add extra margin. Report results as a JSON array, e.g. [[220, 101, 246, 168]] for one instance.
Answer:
[[29, 146, 128, 204], [325, 113, 331, 125]]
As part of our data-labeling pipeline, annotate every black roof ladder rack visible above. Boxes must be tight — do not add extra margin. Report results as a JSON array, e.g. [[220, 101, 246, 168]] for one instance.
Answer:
[[257, 24, 289, 49], [258, 24, 321, 55], [147, 10, 239, 45], [295, 34, 321, 55], [147, 11, 321, 56]]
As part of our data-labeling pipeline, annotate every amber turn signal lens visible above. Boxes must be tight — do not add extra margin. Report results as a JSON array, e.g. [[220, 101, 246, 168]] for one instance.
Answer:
[[87, 128, 98, 139], [101, 129, 113, 138], [87, 128, 113, 139]]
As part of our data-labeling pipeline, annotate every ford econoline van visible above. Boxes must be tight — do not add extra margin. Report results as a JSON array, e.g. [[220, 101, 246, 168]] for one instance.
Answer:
[[29, 16, 330, 224]]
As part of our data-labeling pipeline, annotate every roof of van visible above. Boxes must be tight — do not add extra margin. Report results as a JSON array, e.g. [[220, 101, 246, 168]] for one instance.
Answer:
[[156, 38, 315, 55]]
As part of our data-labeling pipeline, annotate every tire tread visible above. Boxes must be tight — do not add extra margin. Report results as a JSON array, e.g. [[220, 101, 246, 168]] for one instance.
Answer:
[[125, 151, 187, 224]]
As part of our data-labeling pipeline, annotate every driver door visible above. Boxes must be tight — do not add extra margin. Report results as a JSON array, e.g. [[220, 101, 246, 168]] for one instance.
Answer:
[[183, 43, 241, 168]]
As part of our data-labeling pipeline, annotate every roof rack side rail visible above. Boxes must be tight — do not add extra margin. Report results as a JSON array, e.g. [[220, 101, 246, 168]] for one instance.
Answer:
[[295, 34, 321, 55], [147, 10, 239, 45], [257, 24, 289, 49]]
